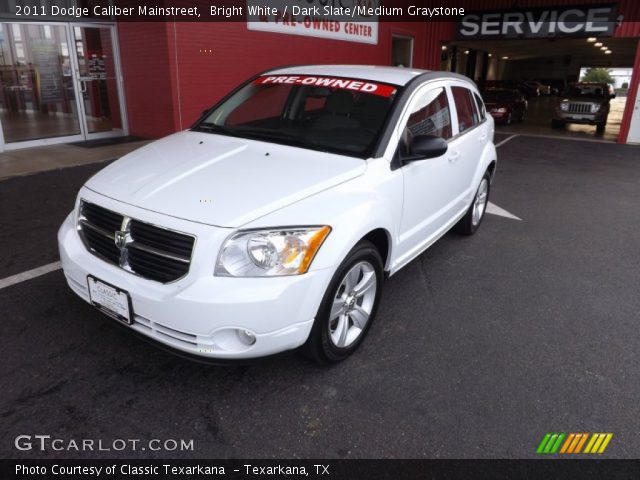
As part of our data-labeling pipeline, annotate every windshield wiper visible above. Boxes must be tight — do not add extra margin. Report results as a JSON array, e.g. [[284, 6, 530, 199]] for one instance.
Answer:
[[233, 127, 328, 152], [191, 122, 233, 134]]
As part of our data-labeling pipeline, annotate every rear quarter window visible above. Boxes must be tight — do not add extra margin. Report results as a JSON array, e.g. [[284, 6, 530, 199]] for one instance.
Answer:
[[473, 92, 486, 121]]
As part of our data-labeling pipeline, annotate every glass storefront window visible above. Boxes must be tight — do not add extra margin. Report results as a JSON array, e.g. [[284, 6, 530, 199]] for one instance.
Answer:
[[0, 23, 81, 142]]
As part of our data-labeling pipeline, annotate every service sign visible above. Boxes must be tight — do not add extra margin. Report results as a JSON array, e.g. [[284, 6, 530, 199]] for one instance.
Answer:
[[457, 4, 618, 40], [247, 0, 379, 45]]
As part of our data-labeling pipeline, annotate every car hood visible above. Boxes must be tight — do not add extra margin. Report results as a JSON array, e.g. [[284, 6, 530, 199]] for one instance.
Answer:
[[85, 131, 367, 227]]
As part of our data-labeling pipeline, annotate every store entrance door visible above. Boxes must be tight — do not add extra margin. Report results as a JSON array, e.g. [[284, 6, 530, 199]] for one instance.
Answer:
[[71, 24, 125, 140]]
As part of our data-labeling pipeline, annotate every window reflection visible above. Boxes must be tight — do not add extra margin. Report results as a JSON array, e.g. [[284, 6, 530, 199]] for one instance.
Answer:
[[0, 23, 80, 142]]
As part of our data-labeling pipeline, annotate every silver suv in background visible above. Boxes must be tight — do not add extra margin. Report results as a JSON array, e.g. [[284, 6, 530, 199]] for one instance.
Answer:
[[552, 82, 615, 134]]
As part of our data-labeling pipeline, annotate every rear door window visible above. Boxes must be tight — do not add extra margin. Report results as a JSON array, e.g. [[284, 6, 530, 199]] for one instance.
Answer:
[[451, 86, 480, 133]]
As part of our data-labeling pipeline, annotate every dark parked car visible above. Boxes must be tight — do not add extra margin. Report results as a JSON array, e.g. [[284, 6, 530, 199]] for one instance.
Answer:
[[482, 89, 528, 124], [552, 82, 615, 133]]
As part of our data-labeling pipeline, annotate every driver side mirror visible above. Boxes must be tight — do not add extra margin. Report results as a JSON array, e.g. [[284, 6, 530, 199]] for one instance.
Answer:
[[610, 93, 616, 99], [404, 135, 448, 162]]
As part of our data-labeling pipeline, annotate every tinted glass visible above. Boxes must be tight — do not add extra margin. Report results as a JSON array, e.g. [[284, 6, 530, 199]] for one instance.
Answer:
[[473, 92, 486, 121], [452, 86, 480, 133], [405, 87, 452, 139], [195, 75, 399, 158]]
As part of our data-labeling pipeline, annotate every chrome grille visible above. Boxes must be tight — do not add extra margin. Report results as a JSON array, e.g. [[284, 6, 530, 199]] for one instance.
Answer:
[[567, 103, 592, 114], [78, 201, 195, 283]]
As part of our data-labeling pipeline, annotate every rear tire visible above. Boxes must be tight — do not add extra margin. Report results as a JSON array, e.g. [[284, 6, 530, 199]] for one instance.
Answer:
[[303, 241, 384, 364], [506, 111, 513, 125], [454, 172, 491, 236], [520, 109, 526, 122], [596, 122, 606, 134]]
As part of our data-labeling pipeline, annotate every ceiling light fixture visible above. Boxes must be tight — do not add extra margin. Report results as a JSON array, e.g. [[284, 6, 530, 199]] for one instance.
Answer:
[[587, 37, 597, 42], [502, 56, 509, 60], [601, 46, 607, 50], [594, 42, 603, 47], [605, 50, 612, 54]]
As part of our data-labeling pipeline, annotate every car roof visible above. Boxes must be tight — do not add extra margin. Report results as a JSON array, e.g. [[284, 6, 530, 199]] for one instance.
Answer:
[[267, 64, 474, 87]]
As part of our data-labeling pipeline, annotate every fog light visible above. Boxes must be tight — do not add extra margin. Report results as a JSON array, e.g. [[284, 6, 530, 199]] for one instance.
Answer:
[[237, 329, 256, 346]]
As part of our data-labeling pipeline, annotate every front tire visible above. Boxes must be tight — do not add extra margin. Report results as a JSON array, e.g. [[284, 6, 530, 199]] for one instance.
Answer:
[[454, 172, 491, 236], [551, 119, 565, 129], [303, 241, 384, 364]]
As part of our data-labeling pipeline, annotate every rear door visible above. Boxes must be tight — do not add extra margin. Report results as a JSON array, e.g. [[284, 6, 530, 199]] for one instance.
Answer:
[[448, 84, 490, 209]]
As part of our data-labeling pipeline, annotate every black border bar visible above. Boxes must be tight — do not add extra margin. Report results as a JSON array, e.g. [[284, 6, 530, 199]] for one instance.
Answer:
[[3, 459, 640, 480]]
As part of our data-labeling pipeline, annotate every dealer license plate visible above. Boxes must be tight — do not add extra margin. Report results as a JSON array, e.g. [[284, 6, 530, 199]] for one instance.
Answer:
[[87, 276, 133, 325]]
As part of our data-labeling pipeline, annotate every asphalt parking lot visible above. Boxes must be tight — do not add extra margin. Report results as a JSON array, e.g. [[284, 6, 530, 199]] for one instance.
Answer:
[[1, 134, 640, 459]]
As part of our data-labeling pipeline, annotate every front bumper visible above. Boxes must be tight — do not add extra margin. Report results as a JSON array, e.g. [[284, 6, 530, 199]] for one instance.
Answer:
[[57, 200, 334, 360]]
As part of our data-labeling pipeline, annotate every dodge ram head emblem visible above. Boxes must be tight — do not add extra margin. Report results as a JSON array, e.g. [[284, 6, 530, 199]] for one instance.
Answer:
[[114, 231, 127, 249]]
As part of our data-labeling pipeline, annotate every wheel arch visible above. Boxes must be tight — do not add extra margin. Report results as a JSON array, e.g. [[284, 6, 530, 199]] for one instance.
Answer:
[[360, 228, 392, 272]]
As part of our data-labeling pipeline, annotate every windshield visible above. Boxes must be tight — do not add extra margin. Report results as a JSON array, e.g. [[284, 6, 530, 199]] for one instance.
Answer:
[[483, 90, 515, 102], [565, 85, 607, 97], [193, 75, 399, 158]]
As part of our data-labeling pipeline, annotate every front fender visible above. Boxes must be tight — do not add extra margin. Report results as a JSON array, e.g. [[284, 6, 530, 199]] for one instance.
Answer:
[[241, 161, 401, 273]]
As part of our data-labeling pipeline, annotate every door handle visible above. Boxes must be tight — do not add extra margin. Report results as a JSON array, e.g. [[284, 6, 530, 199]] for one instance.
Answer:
[[448, 151, 461, 163]]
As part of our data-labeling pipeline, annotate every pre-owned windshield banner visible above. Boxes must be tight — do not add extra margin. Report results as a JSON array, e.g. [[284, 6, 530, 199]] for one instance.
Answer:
[[255, 75, 397, 97]]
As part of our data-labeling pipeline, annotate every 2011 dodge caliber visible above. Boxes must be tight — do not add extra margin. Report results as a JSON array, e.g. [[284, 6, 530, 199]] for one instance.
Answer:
[[58, 65, 496, 364]]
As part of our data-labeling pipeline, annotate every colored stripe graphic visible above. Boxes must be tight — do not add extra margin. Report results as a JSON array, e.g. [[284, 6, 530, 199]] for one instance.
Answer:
[[537, 433, 565, 454], [584, 433, 614, 454], [538, 433, 613, 454], [574, 433, 589, 453]]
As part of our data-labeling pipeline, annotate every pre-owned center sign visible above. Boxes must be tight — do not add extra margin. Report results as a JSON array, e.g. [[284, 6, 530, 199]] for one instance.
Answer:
[[457, 4, 618, 39], [247, 0, 378, 45]]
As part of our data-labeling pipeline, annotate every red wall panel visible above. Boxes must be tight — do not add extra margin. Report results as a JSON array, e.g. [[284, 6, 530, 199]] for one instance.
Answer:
[[117, 22, 178, 138]]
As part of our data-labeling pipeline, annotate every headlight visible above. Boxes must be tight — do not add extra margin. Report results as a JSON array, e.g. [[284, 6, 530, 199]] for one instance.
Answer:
[[215, 226, 331, 277], [590, 103, 601, 113], [560, 102, 569, 111]]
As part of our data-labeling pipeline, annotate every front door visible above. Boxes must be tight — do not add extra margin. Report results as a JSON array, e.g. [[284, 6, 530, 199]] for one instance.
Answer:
[[71, 24, 125, 140], [396, 83, 460, 265]]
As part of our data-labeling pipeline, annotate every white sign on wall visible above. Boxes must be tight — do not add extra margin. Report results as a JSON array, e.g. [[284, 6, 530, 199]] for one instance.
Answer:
[[246, 0, 379, 45]]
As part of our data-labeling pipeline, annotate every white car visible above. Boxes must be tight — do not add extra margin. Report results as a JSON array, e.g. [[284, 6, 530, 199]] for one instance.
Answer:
[[58, 65, 496, 364]]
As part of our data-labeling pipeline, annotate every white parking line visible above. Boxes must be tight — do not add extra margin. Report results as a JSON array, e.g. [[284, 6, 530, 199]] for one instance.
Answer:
[[0, 261, 61, 291], [495, 134, 519, 148], [3, 135, 524, 290], [486, 202, 522, 221]]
